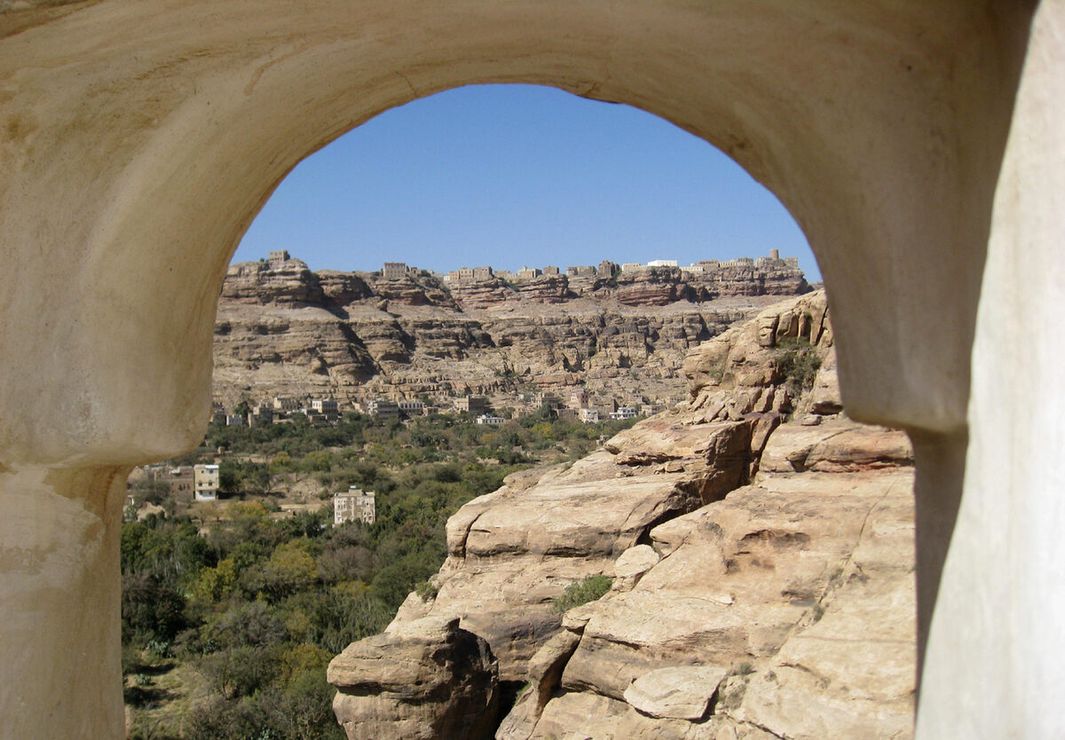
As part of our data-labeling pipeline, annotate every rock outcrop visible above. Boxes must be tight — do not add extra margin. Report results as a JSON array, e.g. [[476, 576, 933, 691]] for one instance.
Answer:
[[328, 616, 500, 740], [211, 257, 809, 408], [328, 291, 917, 739]]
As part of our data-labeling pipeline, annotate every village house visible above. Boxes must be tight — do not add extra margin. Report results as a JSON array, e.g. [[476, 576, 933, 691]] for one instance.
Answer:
[[249, 404, 274, 427], [310, 397, 339, 415], [272, 395, 301, 413], [397, 400, 425, 416], [193, 464, 220, 501], [334, 487, 376, 526], [454, 395, 488, 415], [475, 414, 506, 426], [367, 399, 400, 419], [381, 262, 409, 279]]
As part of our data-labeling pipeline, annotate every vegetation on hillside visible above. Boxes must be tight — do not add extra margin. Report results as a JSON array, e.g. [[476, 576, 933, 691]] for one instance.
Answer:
[[122, 412, 637, 738]]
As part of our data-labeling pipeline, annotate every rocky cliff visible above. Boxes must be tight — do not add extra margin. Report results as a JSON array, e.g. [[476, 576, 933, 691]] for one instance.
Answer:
[[328, 291, 916, 739], [212, 258, 809, 409]]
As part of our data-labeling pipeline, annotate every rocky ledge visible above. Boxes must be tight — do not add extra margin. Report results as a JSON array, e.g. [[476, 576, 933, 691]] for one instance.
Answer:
[[328, 291, 916, 739]]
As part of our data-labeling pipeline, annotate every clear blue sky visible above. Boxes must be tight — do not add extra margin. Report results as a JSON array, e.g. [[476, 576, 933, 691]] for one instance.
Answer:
[[234, 84, 819, 281]]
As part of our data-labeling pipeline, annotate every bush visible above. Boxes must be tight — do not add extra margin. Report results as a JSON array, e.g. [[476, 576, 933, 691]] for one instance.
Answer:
[[552, 575, 613, 613], [774, 338, 822, 395], [197, 645, 281, 700]]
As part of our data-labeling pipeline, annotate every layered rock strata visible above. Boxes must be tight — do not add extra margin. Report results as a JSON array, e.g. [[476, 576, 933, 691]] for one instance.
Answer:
[[211, 258, 808, 408], [329, 292, 917, 739]]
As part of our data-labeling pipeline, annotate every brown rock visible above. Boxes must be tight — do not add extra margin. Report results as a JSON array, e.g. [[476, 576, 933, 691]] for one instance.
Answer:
[[328, 616, 500, 740]]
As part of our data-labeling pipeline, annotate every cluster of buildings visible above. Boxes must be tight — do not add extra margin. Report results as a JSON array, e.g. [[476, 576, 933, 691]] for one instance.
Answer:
[[561, 387, 646, 423], [259, 250, 800, 289], [136, 463, 221, 504], [435, 249, 798, 285], [211, 396, 342, 428], [210, 386, 652, 429]]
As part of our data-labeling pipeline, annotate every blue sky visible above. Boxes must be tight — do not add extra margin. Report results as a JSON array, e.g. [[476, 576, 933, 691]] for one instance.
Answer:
[[234, 84, 819, 281]]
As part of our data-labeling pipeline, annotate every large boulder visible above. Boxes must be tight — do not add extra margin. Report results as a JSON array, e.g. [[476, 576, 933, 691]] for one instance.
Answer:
[[328, 616, 500, 740]]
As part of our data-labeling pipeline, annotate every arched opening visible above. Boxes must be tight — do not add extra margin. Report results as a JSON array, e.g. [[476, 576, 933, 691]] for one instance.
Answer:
[[122, 80, 839, 736], [1, 2, 1045, 738]]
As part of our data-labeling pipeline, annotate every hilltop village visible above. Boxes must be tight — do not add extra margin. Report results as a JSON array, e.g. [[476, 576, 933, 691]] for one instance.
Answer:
[[211, 249, 811, 425]]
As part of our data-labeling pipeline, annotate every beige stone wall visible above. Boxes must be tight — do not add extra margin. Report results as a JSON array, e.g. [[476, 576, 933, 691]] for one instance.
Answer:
[[0, 1, 1060, 737]]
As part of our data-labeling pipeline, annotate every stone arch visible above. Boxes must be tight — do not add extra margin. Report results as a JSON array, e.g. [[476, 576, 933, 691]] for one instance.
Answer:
[[1, 1, 1060, 738]]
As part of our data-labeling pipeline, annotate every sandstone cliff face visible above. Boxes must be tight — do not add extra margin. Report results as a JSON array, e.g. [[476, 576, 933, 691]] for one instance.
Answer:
[[328, 292, 916, 739], [211, 258, 808, 407]]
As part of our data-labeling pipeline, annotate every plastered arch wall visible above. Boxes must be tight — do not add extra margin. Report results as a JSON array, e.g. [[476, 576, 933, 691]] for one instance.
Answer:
[[0, 1, 1061, 737]]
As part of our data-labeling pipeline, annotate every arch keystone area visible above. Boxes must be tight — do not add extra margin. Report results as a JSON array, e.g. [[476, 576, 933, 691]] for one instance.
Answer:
[[1, 2, 1062, 737]]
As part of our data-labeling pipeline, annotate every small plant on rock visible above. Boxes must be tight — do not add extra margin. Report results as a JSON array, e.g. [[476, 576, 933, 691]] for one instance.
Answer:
[[552, 575, 613, 613]]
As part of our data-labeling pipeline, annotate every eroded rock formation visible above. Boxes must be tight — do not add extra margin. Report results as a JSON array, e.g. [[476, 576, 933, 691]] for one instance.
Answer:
[[211, 257, 808, 407], [329, 292, 917, 738], [328, 616, 500, 740]]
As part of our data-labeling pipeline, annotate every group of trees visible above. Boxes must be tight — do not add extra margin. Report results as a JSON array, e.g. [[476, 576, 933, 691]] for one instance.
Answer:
[[122, 412, 638, 738]]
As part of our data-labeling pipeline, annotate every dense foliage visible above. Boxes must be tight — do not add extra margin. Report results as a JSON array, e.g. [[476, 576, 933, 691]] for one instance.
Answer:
[[123, 413, 637, 738]]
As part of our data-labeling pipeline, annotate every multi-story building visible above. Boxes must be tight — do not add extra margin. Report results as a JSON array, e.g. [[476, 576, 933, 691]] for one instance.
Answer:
[[310, 398, 339, 415], [382, 262, 409, 280], [568, 388, 590, 409], [397, 400, 425, 416], [454, 395, 488, 415], [249, 404, 274, 427], [267, 249, 290, 264], [273, 396, 301, 413], [598, 260, 619, 278], [620, 262, 643, 272], [610, 406, 639, 420], [367, 399, 400, 419], [566, 265, 596, 277], [646, 259, 679, 267], [543, 265, 560, 276], [579, 408, 600, 423], [334, 487, 376, 526], [516, 266, 542, 280], [193, 464, 220, 501]]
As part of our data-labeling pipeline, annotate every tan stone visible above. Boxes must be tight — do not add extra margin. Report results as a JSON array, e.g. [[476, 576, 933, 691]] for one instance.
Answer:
[[328, 616, 500, 740], [623, 666, 730, 720]]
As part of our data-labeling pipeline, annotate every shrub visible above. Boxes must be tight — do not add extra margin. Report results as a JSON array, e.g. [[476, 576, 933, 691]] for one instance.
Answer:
[[774, 338, 822, 396], [552, 575, 613, 613], [415, 579, 439, 602]]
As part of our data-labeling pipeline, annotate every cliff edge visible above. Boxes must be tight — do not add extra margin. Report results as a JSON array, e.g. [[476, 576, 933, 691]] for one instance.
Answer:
[[328, 291, 915, 739]]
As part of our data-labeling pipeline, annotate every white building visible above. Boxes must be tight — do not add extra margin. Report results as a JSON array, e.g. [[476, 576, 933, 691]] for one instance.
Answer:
[[579, 408, 600, 423], [610, 406, 639, 420], [193, 464, 220, 501], [475, 414, 506, 426], [334, 487, 376, 526], [646, 259, 679, 267]]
